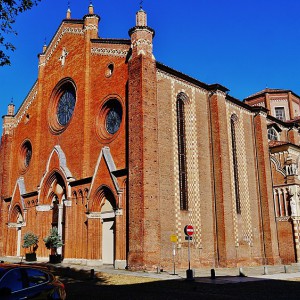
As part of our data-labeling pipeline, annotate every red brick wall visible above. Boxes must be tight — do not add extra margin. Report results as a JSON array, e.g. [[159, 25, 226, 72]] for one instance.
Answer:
[[277, 220, 296, 264]]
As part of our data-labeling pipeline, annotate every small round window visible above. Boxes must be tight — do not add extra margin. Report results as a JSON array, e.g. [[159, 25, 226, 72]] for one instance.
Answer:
[[105, 63, 114, 77], [19, 140, 32, 173]]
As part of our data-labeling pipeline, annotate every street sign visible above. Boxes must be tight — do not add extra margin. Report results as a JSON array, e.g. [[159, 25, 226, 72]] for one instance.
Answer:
[[170, 234, 178, 243], [184, 225, 194, 236]]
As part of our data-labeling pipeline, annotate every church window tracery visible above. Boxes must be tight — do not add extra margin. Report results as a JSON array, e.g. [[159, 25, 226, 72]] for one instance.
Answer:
[[96, 98, 123, 141], [48, 78, 77, 135]]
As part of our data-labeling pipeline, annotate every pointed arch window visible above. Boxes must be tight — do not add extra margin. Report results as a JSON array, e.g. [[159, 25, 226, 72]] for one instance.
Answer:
[[231, 114, 241, 214], [177, 93, 188, 210]]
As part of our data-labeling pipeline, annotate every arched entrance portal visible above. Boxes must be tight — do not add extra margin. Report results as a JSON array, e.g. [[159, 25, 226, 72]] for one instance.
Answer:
[[40, 171, 67, 257], [90, 186, 117, 265], [8, 205, 24, 257]]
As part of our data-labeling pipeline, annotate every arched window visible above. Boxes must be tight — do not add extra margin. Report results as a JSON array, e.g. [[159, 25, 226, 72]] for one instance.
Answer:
[[177, 93, 188, 210], [231, 114, 241, 214], [268, 128, 278, 141]]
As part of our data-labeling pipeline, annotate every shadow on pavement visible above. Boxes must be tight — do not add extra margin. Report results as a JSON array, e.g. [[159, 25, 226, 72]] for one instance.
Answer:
[[47, 266, 300, 300]]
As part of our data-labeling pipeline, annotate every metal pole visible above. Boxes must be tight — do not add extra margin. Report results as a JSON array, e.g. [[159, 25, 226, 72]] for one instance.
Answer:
[[188, 236, 191, 270], [173, 243, 176, 275]]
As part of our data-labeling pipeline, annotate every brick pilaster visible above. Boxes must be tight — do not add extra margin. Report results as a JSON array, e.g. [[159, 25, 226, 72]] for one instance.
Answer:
[[127, 9, 161, 270], [209, 89, 237, 267], [253, 108, 281, 264]]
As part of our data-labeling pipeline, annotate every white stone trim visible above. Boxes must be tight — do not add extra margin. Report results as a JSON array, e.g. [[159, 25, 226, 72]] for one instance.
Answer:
[[91, 48, 128, 58]]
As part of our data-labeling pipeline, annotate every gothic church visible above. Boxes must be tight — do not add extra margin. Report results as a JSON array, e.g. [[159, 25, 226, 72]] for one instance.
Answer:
[[1, 4, 300, 270]]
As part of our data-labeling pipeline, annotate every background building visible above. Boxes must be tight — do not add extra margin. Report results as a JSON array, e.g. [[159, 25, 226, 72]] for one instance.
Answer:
[[1, 4, 300, 270]]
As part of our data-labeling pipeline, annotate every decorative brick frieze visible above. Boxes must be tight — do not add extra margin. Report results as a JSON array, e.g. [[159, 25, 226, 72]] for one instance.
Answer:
[[3, 84, 38, 133], [91, 47, 128, 57], [84, 24, 98, 31]]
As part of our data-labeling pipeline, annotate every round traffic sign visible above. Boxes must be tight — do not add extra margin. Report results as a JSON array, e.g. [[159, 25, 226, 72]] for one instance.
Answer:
[[184, 225, 194, 236]]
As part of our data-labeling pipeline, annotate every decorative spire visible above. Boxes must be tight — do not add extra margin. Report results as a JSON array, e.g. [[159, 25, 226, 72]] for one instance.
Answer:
[[7, 99, 15, 116], [140, 0, 143, 10], [42, 38, 47, 53], [136, 7, 147, 26], [66, 1, 71, 19], [89, 1, 94, 14]]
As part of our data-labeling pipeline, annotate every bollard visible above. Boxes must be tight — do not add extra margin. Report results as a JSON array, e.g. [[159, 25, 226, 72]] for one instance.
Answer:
[[284, 265, 288, 273], [210, 268, 216, 279], [186, 269, 194, 281], [263, 266, 268, 275], [90, 269, 95, 279]]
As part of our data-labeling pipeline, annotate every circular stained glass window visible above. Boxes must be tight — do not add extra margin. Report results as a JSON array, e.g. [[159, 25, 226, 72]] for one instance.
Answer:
[[106, 106, 122, 134], [57, 90, 76, 126]]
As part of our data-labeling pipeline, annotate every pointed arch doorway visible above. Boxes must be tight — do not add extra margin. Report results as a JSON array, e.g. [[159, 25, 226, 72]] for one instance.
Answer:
[[40, 171, 67, 257], [90, 186, 116, 265], [7, 205, 24, 257]]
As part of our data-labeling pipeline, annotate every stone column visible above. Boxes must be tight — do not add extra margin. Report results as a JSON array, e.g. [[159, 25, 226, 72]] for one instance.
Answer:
[[57, 204, 64, 255]]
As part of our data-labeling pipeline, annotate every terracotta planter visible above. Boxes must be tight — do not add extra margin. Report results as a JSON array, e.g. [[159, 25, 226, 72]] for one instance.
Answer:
[[49, 254, 62, 264], [25, 253, 37, 262]]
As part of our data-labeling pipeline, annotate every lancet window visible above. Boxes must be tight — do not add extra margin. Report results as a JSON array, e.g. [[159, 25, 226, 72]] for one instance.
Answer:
[[177, 92, 188, 210], [231, 114, 241, 214]]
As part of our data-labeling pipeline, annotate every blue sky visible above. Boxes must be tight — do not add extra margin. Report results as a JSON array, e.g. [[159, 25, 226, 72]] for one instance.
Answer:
[[1, 0, 300, 130]]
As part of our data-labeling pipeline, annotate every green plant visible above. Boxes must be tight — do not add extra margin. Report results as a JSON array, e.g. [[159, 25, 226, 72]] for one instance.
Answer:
[[22, 232, 39, 254], [43, 227, 63, 255]]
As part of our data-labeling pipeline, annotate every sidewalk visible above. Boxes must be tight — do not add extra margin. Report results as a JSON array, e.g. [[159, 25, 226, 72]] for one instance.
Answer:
[[2, 256, 300, 284]]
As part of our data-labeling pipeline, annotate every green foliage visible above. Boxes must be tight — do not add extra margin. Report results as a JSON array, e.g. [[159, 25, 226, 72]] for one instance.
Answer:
[[43, 227, 63, 254], [0, 0, 41, 66], [22, 232, 39, 253]]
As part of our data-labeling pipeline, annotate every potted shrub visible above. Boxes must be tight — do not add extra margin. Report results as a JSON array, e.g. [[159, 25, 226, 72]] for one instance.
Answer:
[[43, 227, 63, 264], [22, 232, 39, 261]]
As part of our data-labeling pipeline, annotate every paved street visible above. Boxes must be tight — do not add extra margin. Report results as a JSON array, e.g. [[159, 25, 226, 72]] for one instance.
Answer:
[[2, 257, 300, 299]]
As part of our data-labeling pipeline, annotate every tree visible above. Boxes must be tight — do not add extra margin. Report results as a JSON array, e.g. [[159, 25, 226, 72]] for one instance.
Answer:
[[43, 227, 63, 255], [0, 0, 41, 66], [22, 231, 39, 253]]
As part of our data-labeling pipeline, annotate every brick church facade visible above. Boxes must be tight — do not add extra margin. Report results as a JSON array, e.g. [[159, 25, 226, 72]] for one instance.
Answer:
[[1, 4, 300, 270]]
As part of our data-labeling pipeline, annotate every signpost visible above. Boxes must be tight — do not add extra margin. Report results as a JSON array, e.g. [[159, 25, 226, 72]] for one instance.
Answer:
[[184, 225, 194, 280], [170, 234, 178, 275]]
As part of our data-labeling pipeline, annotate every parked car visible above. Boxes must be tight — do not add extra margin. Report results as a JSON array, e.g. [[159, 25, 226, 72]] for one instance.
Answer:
[[0, 263, 66, 299]]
